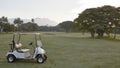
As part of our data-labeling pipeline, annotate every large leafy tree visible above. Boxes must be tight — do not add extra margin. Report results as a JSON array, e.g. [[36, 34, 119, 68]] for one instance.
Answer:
[[74, 5, 120, 38]]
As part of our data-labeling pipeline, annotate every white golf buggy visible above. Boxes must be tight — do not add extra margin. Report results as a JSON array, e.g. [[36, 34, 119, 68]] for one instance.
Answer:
[[6, 33, 47, 64]]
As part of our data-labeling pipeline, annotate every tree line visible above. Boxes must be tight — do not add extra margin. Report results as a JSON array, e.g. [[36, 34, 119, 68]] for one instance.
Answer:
[[0, 16, 74, 32], [0, 17, 39, 32]]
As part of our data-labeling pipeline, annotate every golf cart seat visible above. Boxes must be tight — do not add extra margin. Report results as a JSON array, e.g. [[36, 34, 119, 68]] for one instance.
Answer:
[[15, 43, 22, 49], [15, 43, 29, 53], [20, 49, 30, 52]]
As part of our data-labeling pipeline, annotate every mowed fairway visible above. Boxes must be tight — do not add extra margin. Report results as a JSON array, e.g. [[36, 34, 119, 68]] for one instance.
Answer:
[[0, 32, 120, 68]]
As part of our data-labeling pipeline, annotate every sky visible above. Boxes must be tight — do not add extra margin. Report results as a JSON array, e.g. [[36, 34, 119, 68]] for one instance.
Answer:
[[0, 0, 120, 25]]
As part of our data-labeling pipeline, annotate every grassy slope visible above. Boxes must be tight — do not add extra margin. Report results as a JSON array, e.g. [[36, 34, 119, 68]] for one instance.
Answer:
[[0, 32, 120, 68]]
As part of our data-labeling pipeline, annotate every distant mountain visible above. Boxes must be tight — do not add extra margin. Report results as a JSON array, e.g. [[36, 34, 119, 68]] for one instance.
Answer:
[[34, 18, 58, 26], [8, 18, 58, 26]]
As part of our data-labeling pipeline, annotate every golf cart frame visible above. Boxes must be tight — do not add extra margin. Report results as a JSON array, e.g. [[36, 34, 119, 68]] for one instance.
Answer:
[[6, 33, 47, 64]]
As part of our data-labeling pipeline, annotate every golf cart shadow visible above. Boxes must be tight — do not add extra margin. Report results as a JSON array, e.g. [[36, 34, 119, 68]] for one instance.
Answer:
[[0, 60, 36, 64], [0, 60, 45, 64], [14, 60, 37, 63]]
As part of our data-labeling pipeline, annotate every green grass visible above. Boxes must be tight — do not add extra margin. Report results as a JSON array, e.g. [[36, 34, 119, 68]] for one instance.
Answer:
[[0, 32, 120, 68]]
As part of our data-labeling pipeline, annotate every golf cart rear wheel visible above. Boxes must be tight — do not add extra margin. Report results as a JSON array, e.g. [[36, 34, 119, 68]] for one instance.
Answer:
[[7, 55, 16, 63], [37, 57, 44, 64]]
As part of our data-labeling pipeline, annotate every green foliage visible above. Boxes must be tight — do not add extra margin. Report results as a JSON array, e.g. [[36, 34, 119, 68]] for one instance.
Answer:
[[102, 36, 120, 41], [0, 17, 40, 32], [39, 26, 63, 32], [21, 22, 39, 31], [13, 18, 23, 31], [3, 23, 15, 32], [0, 16, 8, 32], [58, 21, 74, 32], [14, 18, 23, 26], [74, 5, 120, 38], [31, 18, 34, 23]]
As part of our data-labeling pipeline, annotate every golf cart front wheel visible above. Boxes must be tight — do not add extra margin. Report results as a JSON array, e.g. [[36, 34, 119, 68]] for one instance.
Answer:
[[43, 55, 47, 62], [7, 55, 16, 63], [37, 57, 44, 64]]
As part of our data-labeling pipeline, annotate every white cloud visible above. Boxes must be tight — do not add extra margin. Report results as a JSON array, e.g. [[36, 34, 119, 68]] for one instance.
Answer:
[[72, 0, 120, 14]]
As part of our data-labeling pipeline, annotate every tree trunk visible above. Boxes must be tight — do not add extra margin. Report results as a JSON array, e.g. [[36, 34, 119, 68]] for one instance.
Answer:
[[97, 29, 104, 39], [0, 27, 3, 32], [113, 29, 117, 39], [98, 32, 104, 39], [90, 31, 95, 38]]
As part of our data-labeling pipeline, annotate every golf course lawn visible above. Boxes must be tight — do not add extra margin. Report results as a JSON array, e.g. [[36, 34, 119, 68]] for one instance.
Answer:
[[0, 32, 120, 68]]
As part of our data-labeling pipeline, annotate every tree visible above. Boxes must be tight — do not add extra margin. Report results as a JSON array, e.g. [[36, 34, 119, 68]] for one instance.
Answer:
[[31, 18, 35, 23], [13, 18, 23, 31], [58, 21, 74, 32], [74, 5, 120, 38], [3, 23, 15, 32], [0, 16, 8, 32], [21, 22, 39, 31]]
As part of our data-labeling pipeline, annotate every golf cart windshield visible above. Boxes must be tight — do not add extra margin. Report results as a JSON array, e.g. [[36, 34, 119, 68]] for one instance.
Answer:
[[37, 40, 42, 47], [13, 32, 42, 47]]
